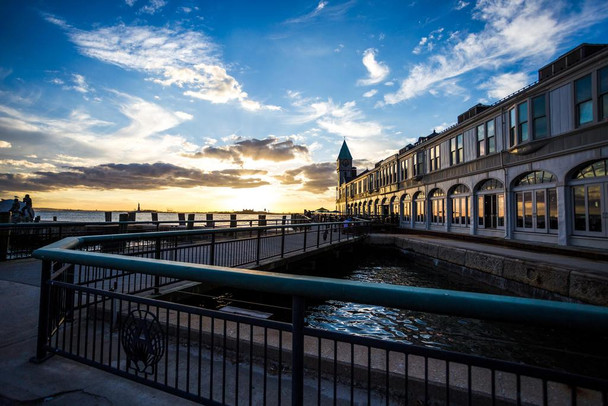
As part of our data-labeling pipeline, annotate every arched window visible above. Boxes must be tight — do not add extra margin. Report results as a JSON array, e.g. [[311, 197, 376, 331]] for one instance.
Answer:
[[476, 179, 504, 229], [570, 160, 608, 236], [414, 191, 426, 223], [429, 188, 445, 225], [513, 171, 557, 232], [449, 184, 471, 227]]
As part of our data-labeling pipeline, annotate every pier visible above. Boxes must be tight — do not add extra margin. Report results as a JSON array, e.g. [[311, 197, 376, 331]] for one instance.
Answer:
[[0, 220, 605, 405]]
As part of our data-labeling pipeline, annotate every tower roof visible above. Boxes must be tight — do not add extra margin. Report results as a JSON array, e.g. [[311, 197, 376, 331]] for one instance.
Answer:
[[337, 140, 353, 160]]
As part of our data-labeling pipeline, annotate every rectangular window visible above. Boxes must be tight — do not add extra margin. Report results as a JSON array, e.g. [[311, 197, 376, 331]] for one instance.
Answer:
[[575, 74, 593, 126], [414, 152, 424, 176], [516, 193, 523, 228], [477, 124, 486, 157], [429, 145, 440, 172], [532, 95, 548, 139], [573, 186, 586, 231], [599, 66, 608, 121], [536, 190, 546, 229], [498, 194, 504, 227], [509, 108, 516, 147], [450, 134, 463, 165], [518, 101, 529, 143], [548, 188, 558, 230], [486, 120, 496, 154]]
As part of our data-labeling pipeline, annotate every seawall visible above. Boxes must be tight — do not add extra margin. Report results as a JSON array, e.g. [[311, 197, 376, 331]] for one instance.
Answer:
[[367, 234, 608, 307]]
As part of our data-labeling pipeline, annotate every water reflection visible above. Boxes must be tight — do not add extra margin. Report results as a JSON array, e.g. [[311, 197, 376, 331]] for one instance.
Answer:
[[305, 259, 608, 378]]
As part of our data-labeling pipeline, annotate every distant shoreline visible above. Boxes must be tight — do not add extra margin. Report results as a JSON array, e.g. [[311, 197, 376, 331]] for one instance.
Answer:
[[36, 208, 292, 215]]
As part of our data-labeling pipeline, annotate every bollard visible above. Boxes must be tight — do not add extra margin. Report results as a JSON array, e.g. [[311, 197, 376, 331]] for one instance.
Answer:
[[282, 215, 286, 226], [104, 211, 112, 222], [118, 213, 128, 234], [230, 214, 237, 228], [206, 213, 214, 228], [258, 214, 267, 227], [178, 213, 185, 226], [187, 214, 195, 230]]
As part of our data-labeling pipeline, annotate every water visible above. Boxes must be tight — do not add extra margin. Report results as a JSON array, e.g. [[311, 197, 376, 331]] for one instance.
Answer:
[[302, 247, 608, 378], [35, 210, 286, 223]]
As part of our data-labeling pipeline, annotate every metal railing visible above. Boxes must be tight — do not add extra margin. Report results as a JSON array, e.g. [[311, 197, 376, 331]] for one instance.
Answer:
[[31, 223, 608, 405], [0, 216, 315, 261]]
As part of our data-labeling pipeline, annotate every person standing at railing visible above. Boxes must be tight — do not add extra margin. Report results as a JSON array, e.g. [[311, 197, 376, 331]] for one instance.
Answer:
[[21, 194, 34, 221], [9, 198, 20, 223]]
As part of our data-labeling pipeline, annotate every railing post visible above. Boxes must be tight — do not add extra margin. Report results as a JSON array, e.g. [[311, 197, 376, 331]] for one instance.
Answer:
[[256, 229, 261, 265], [330, 223, 333, 244], [291, 296, 305, 406], [302, 225, 307, 252], [210, 233, 216, 266], [154, 237, 161, 294], [316, 224, 320, 248], [32, 260, 52, 363], [281, 226, 285, 258]]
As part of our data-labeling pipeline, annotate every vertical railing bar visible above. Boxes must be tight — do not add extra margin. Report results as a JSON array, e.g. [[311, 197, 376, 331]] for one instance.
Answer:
[[516, 373, 521, 406], [333, 340, 337, 406], [318, 337, 322, 406], [175, 310, 181, 390], [210, 317, 215, 401], [236, 321, 240, 406], [186, 313, 191, 394], [99, 292, 106, 364], [350, 343, 354, 406], [278, 329, 282, 406], [386, 350, 390, 406], [292, 296, 305, 406], [198, 314, 203, 398], [263, 327, 268, 406], [249, 324, 253, 406], [424, 356, 428, 405], [84, 291, 90, 361], [367, 346, 371, 406], [164, 307, 170, 386], [223, 320, 227, 405], [107, 290, 113, 367], [541, 377, 547, 406]]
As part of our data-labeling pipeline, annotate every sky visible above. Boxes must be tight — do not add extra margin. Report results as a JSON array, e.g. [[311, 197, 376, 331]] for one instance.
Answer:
[[1, 0, 607, 213]]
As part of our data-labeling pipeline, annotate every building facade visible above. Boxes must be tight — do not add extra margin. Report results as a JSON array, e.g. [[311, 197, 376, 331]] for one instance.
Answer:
[[336, 44, 608, 249]]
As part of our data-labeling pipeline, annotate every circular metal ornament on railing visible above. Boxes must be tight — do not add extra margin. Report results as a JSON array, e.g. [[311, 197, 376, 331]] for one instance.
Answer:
[[120, 309, 165, 375]]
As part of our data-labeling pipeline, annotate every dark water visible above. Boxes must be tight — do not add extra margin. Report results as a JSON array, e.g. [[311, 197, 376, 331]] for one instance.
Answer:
[[302, 247, 608, 378], [169, 246, 608, 378]]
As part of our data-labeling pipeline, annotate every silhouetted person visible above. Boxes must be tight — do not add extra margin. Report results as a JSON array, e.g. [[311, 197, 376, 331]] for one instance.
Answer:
[[22, 194, 34, 220]]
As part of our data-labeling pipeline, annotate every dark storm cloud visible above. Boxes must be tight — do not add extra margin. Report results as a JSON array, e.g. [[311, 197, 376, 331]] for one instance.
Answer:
[[0, 162, 269, 193], [275, 162, 335, 194], [183, 137, 309, 164]]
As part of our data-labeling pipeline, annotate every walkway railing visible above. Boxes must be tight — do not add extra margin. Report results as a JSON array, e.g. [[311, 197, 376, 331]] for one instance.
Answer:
[[0, 216, 315, 261], [32, 223, 608, 405]]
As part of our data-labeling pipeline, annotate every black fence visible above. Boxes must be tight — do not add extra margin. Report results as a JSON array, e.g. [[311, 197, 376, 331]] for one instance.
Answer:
[[32, 224, 608, 405]]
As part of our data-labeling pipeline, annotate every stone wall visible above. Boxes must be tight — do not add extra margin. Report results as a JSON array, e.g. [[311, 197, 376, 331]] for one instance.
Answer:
[[367, 234, 608, 306]]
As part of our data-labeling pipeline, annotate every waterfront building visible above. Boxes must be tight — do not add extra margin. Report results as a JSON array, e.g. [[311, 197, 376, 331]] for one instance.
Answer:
[[336, 43, 608, 249]]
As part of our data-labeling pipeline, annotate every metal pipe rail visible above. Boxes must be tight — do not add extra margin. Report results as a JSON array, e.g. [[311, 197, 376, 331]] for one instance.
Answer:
[[31, 225, 608, 405]]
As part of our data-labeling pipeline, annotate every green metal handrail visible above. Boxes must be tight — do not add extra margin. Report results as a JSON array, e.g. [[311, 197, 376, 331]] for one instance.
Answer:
[[33, 225, 608, 333]]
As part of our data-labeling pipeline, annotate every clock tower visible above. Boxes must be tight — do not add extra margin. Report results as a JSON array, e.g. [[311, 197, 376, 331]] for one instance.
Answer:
[[337, 140, 356, 186]]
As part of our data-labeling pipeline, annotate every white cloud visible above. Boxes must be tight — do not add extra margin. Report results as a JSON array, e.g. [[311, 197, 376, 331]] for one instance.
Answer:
[[0, 159, 56, 171], [455, 1, 470, 10], [283, 0, 352, 24], [363, 89, 378, 98], [71, 73, 91, 93], [140, 0, 166, 14], [385, 0, 608, 105], [357, 48, 390, 86], [125, 0, 137, 6], [412, 28, 444, 55], [50, 78, 64, 85], [479, 72, 530, 99], [0, 140, 11, 148], [46, 20, 278, 111], [334, 44, 344, 53], [175, 111, 194, 121]]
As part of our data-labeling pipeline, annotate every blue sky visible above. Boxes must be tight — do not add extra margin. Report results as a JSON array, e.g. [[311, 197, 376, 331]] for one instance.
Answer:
[[1, 0, 607, 212]]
